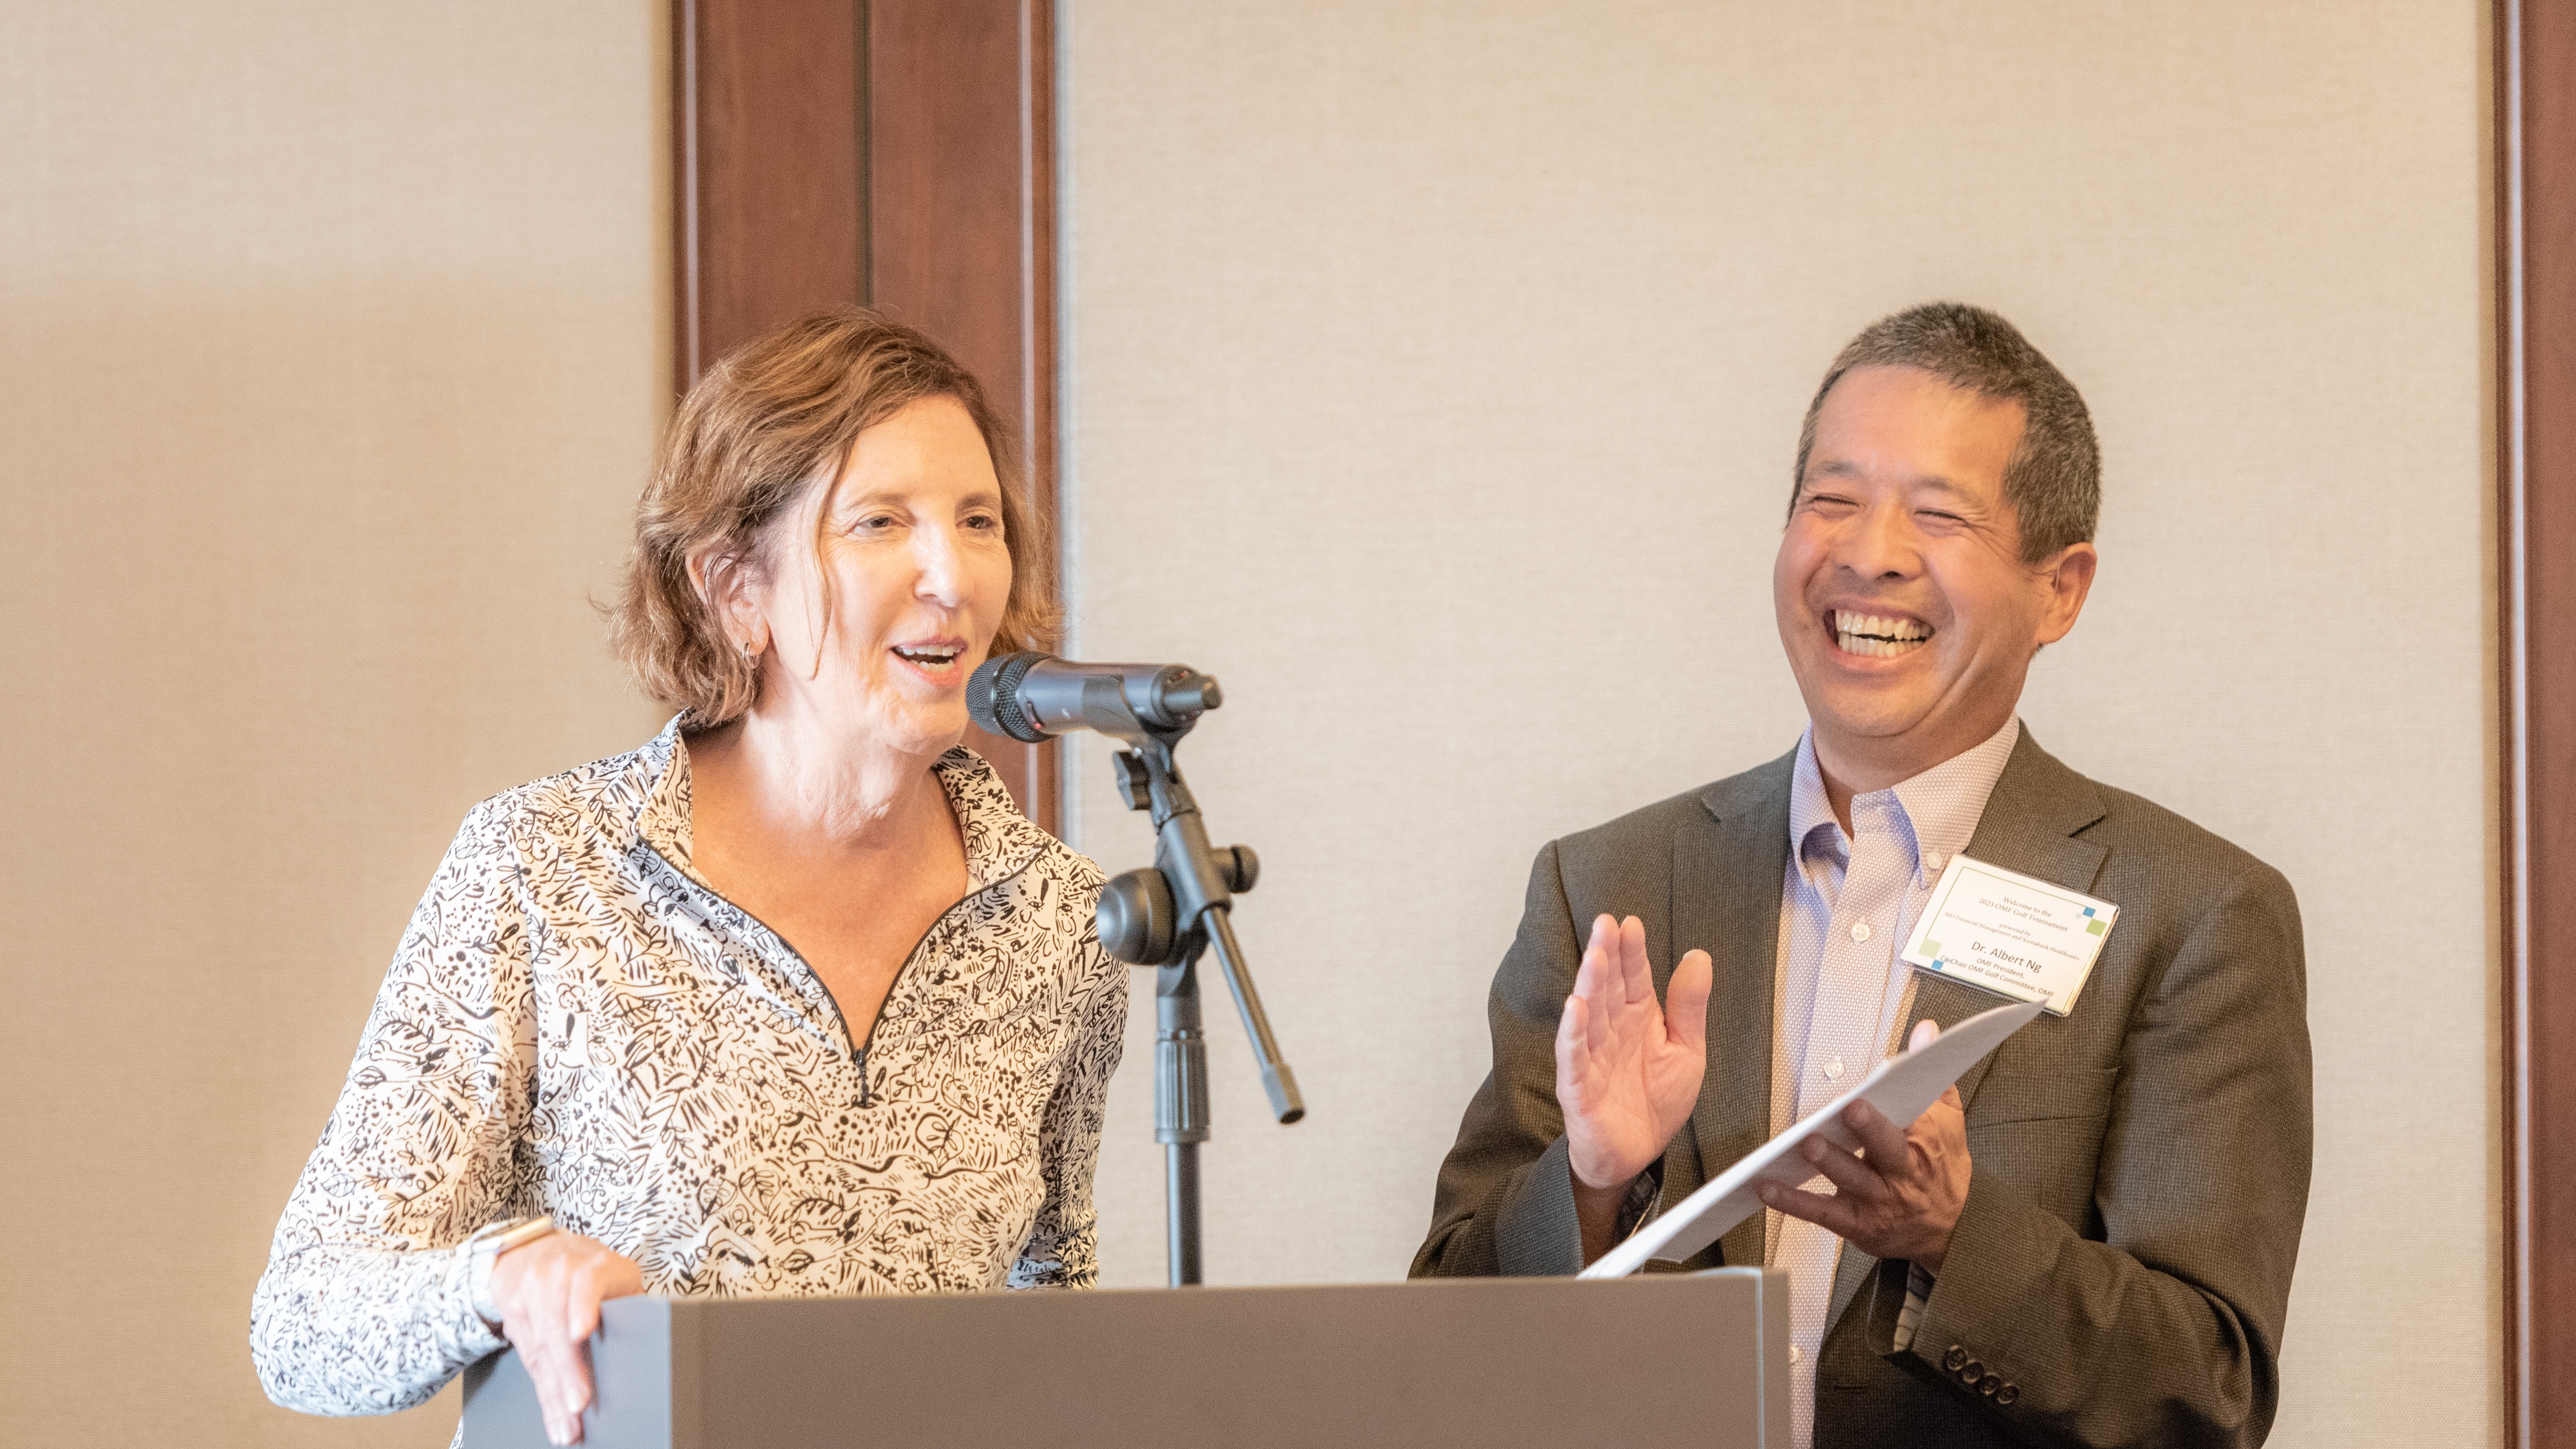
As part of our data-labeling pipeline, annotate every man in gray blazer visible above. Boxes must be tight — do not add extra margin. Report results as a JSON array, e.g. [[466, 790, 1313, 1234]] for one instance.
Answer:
[[1412, 304, 2311, 1449]]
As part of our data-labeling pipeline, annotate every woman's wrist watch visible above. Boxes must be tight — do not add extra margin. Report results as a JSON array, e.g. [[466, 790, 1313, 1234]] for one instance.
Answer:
[[464, 1215, 558, 1326]]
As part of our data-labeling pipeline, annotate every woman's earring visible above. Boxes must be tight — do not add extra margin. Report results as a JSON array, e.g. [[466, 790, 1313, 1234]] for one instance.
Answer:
[[740, 638, 759, 660]]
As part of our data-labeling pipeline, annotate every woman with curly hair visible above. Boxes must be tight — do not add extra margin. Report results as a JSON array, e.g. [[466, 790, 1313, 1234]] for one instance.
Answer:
[[252, 309, 1123, 1447]]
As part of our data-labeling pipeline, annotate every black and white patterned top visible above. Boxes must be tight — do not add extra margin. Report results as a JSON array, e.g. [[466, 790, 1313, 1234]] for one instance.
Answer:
[[249, 718, 1126, 1417]]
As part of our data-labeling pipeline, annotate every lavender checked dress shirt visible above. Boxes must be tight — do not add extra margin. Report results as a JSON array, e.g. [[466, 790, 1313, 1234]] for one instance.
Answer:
[[1763, 716, 2020, 1449]]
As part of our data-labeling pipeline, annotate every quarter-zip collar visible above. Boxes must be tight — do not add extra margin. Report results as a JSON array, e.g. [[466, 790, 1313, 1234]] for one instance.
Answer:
[[625, 715, 1050, 893], [619, 715, 1058, 1063]]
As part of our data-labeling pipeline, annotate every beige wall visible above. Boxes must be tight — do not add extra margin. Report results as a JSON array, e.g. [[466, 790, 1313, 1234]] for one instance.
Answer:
[[1059, 3, 2496, 1445], [0, 4, 668, 1444], [0, 1, 2495, 1443]]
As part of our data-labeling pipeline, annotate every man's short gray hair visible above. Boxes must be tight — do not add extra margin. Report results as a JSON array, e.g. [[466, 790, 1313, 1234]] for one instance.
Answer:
[[1790, 302, 2100, 564]]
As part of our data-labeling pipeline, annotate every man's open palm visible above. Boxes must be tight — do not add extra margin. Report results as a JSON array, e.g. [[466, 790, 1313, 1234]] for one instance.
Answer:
[[1555, 914, 1714, 1193]]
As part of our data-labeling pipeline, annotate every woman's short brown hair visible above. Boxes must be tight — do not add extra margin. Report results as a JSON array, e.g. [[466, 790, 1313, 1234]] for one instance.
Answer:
[[609, 307, 1058, 725]]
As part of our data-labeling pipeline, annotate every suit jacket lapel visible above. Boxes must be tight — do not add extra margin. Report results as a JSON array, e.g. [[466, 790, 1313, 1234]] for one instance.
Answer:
[[1671, 749, 1795, 1270], [1898, 727, 2109, 1112], [1824, 729, 2111, 1335], [1944, 727, 2109, 894]]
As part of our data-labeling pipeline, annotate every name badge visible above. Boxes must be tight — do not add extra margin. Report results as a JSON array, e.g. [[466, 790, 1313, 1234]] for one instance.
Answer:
[[1900, 854, 2117, 1016]]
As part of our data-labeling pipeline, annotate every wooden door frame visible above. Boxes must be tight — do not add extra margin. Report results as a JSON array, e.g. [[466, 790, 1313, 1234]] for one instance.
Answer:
[[672, 0, 1060, 831], [2500, 2, 2575, 1443]]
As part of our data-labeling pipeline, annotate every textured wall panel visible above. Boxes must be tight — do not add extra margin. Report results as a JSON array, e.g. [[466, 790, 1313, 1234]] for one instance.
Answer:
[[1059, 4, 2492, 1446], [0, 4, 669, 1443]]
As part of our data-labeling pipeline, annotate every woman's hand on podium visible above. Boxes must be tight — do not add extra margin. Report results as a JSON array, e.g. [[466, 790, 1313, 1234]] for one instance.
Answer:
[[487, 1232, 645, 1447], [1555, 913, 1713, 1264]]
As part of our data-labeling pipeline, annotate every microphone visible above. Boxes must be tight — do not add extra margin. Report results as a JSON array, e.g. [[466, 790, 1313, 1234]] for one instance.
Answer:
[[967, 652, 1225, 743]]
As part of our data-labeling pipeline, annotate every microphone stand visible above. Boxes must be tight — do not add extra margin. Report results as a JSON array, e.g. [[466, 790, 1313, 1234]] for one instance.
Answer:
[[1097, 729, 1304, 1287]]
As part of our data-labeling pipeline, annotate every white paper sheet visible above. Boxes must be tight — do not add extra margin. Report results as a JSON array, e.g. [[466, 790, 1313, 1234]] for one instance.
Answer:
[[1578, 998, 2044, 1279]]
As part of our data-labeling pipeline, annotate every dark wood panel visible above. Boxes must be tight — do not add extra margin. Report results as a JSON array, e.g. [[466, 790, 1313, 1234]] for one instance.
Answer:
[[870, 1, 1029, 417], [2503, 1, 2576, 1443], [673, 0, 1059, 830], [673, 0, 863, 393], [869, 0, 1060, 825]]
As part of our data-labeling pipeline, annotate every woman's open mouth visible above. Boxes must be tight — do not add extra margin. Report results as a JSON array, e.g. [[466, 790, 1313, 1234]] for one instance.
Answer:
[[1830, 609, 1933, 659], [890, 641, 966, 677]]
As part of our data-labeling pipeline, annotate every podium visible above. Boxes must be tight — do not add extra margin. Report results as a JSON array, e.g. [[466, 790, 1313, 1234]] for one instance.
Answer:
[[460, 1268, 1788, 1448]]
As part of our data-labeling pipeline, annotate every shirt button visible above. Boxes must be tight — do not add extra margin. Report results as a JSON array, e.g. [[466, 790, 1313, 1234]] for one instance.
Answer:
[[1850, 921, 1873, 943], [1822, 1056, 1845, 1080], [1789, 1345, 1803, 1364]]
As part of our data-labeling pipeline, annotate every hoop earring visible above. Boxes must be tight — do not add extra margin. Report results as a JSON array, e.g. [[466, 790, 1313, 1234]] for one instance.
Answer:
[[739, 638, 760, 660]]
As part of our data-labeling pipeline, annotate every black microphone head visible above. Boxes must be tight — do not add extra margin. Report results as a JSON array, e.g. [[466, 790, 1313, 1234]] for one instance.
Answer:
[[967, 651, 1052, 742]]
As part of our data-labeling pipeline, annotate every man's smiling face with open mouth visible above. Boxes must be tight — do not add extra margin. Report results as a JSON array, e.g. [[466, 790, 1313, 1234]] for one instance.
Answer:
[[1772, 364, 2097, 790]]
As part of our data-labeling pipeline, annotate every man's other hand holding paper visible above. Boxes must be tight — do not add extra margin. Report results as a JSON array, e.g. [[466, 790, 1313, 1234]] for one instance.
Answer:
[[1755, 1020, 1972, 1276]]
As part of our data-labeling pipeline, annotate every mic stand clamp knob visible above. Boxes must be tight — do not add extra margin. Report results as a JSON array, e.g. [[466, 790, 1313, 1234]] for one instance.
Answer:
[[1215, 844, 1258, 894], [1112, 749, 1154, 812]]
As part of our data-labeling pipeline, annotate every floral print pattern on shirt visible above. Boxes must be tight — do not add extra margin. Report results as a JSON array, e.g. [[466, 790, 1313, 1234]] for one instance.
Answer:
[[249, 718, 1126, 1417]]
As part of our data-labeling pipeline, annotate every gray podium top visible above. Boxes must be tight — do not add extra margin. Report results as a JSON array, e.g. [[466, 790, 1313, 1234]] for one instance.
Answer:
[[461, 1268, 1787, 1449]]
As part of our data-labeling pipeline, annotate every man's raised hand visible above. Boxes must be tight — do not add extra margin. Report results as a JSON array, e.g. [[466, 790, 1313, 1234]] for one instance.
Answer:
[[1555, 914, 1713, 1261]]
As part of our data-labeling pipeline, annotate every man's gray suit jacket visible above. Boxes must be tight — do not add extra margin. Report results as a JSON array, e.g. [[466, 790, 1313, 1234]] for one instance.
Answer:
[[1411, 730, 2312, 1449]]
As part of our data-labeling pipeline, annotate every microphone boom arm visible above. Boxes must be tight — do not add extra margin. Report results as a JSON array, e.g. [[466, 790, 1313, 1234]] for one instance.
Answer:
[[1130, 734, 1302, 1125]]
